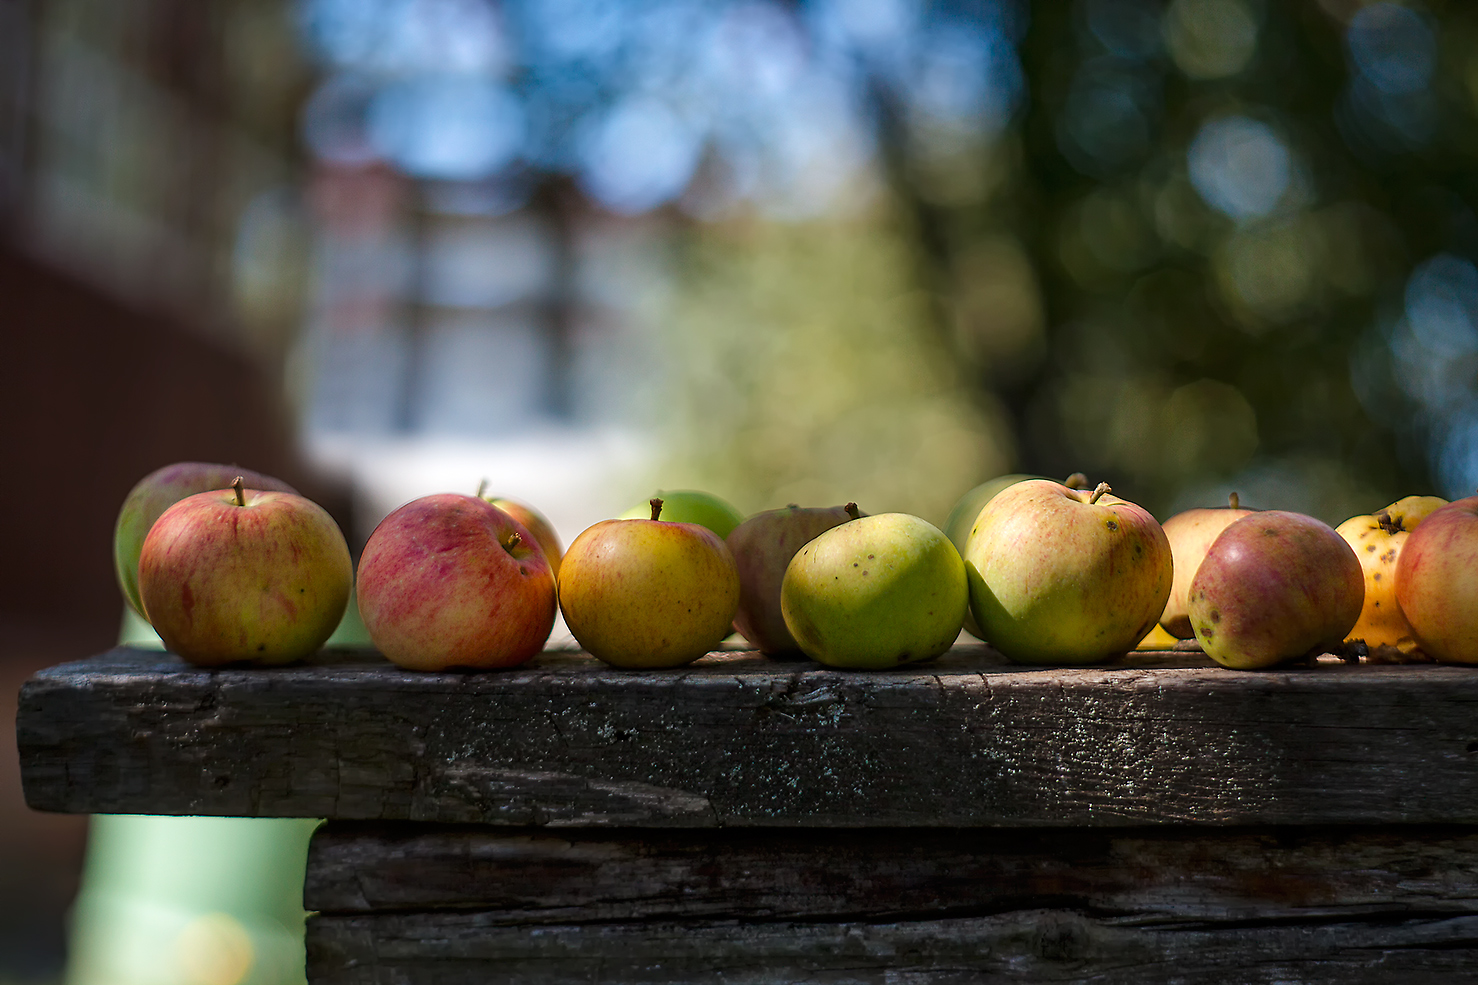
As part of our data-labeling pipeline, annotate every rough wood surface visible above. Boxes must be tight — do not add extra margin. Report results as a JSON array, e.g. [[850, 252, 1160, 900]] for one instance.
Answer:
[[19, 645, 1478, 826], [305, 822, 1478, 983], [304, 822, 1478, 921], [307, 911, 1478, 984]]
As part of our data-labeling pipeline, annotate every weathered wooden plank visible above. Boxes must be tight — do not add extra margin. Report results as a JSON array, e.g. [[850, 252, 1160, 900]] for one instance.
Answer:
[[305, 909, 1478, 984], [19, 645, 1478, 826], [303, 822, 1478, 922]]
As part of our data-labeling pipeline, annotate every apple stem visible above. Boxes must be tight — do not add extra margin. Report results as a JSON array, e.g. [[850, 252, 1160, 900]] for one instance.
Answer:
[[1228, 491, 1240, 510], [507, 531, 523, 551], [845, 502, 860, 520], [476, 478, 489, 499], [650, 498, 663, 522], [1087, 482, 1111, 505], [1065, 473, 1088, 490], [232, 476, 246, 507]]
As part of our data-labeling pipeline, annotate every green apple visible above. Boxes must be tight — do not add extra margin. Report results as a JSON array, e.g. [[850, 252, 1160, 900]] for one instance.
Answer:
[[781, 513, 967, 669], [138, 478, 352, 665], [560, 498, 741, 668], [727, 503, 863, 654], [1159, 493, 1255, 639], [115, 462, 297, 619], [358, 493, 556, 671], [619, 489, 745, 541], [1189, 510, 1363, 670], [965, 480, 1172, 665]]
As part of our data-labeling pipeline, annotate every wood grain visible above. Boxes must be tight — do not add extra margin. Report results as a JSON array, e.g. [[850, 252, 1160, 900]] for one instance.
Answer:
[[19, 645, 1478, 827]]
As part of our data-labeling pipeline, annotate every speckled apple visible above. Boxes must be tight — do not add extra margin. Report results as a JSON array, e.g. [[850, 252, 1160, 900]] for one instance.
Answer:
[[1337, 495, 1446, 652], [1188, 511, 1363, 670], [965, 480, 1172, 665], [781, 513, 967, 670], [357, 494, 556, 671], [138, 482, 351, 666]]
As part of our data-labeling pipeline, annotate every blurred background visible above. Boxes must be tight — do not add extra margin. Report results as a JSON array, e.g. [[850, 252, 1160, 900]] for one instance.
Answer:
[[4, 0, 1477, 980]]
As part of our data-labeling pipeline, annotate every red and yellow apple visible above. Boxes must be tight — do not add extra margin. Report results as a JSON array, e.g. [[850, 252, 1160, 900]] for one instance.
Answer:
[[138, 479, 352, 665], [1336, 495, 1447, 652], [1188, 511, 1363, 670], [1158, 493, 1255, 638], [964, 480, 1172, 664], [1396, 495, 1478, 664], [727, 502, 862, 654], [559, 499, 740, 668], [115, 461, 297, 619], [357, 493, 556, 671]]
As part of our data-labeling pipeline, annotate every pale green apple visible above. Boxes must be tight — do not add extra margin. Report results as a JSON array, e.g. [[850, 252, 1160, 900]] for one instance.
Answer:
[[619, 489, 745, 540], [781, 513, 967, 670], [965, 479, 1172, 665]]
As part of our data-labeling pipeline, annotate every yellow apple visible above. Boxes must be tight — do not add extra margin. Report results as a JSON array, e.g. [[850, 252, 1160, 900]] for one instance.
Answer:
[[1158, 493, 1255, 638], [559, 499, 741, 668], [1335, 495, 1447, 652]]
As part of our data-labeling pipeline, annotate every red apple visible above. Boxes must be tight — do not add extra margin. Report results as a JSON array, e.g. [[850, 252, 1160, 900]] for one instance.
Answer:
[[1159, 493, 1255, 638], [1188, 511, 1363, 670], [356, 494, 556, 671], [115, 462, 297, 619], [138, 479, 352, 665], [559, 499, 741, 668], [1395, 495, 1478, 664], [726, 503, 862, 655]]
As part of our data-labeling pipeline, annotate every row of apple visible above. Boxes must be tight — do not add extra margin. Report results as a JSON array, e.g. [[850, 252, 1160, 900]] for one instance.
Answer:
[[114, 461, 1476, 671]]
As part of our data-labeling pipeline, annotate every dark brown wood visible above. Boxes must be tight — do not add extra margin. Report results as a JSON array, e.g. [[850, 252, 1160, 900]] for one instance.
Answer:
[[304, 822, 1478, 983], [306, 822, 1478, 921], [19, 644, 1478, 827]]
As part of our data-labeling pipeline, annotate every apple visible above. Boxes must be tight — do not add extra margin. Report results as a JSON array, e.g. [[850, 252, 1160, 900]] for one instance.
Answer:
[[727, 503, 863, 654], [138, 478, 352, 665], [1158, 493, 1255, 638], [943, 472, 1088, 554], [945, 472, 1087, 640], [964, 480, 1172, 665], [1336, 495, 1447, 653], [476, 483, 564, 580], [618, 489, 745, 540], [356, 493, 556, 671], [1395, 495, 1478, 664], [559, 498, 741, 668], [115, 462, 297, 619], [1188, 511, 1363, 670], [781, 513, 967, 669]]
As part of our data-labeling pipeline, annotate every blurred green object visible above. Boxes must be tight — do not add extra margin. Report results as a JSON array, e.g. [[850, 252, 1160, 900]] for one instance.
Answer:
[[66, 603, 371, 985]]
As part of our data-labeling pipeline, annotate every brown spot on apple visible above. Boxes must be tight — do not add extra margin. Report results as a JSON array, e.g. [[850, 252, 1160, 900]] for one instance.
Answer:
[[1106, 520, 1119, 531]]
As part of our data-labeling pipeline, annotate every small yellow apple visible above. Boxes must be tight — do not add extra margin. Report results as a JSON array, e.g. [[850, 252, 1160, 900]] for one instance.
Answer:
[[1336, 495, 1447, 653], [1158, 493, 1254, 639]]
